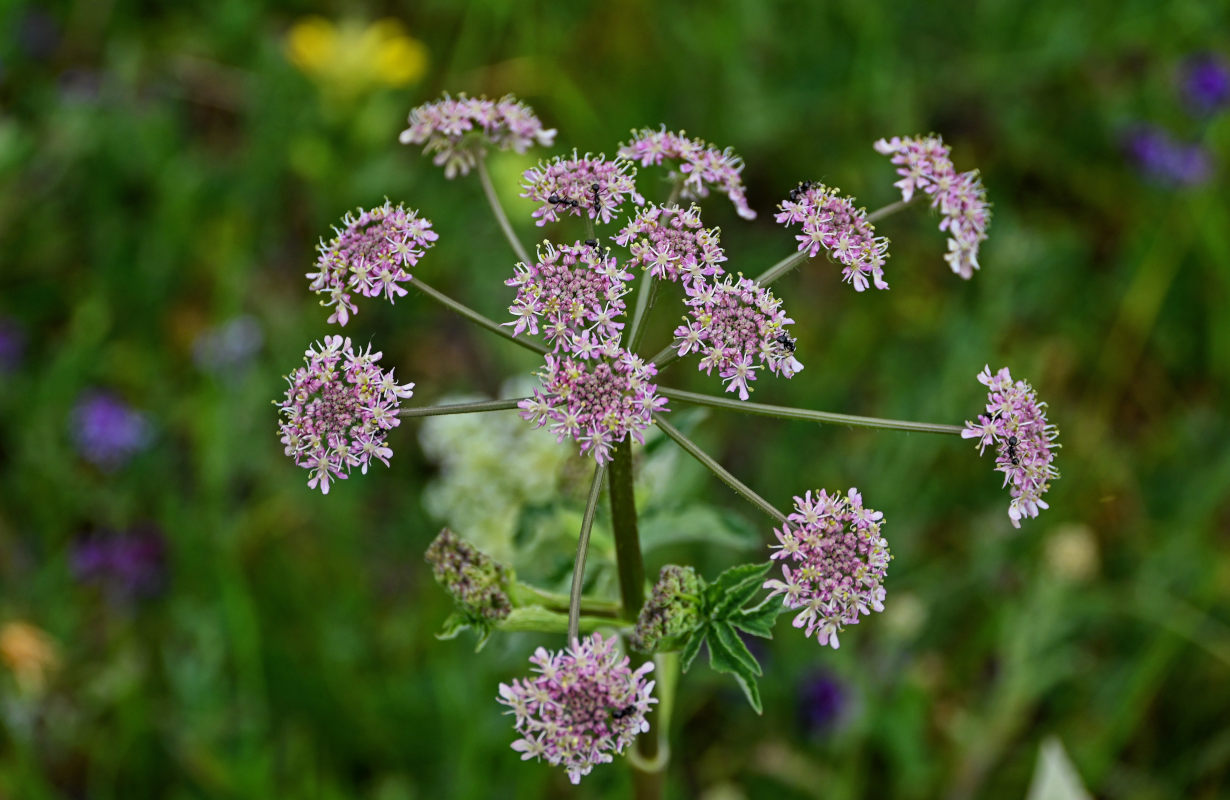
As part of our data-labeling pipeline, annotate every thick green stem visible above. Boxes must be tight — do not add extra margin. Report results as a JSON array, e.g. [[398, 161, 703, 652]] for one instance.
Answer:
[[608, 439, 645, 619], [653, 414, 787, 525], [412, 278, 547, 356], [649, 342, 679, 371], [567, 463, 608, 644], [477, 158, 531, 265], [399, 398, 525, 418], [659, 387, 966, 435]]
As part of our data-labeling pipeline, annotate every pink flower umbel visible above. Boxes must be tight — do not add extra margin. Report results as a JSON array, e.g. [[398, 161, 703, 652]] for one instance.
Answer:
[[674, 274, 803, 400], [764, 489, 891, 649], [613, 203, 727, 285], [775, 182, 890, 292], [519, 341, 666, 464], [307, 202, 438, 326], [619, 126, 756, 220], [276, 336, 414, 494], [521, 152, 644, 226], [399, 93, 557, 178], [505, 241, 635, 349], [961, 365, 1060, 527], [874, 135, 991, 279], [497, 633, 656, 785]]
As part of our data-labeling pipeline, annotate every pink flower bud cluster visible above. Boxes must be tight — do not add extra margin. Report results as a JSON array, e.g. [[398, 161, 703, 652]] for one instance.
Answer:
[[673, 274, 803, 401], [399, 93, 557, 178], [874, 135, 991, 279], [277, 336, 414, 494], [764, 489, 890, 650], [619, 126, 756, 220], [307, 202, 438, 326], [613, 203, 727, 285], [518, 342, 666, 464], [961, 365, 1060, 528], [775, 182, 890, 292], [521, 152, 644, 226], [505, 241, 635, 350], [497, 633, 656, 785]]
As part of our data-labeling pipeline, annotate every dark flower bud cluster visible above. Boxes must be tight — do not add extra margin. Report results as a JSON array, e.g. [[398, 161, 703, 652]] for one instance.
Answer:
[[424, 528, 513, 623], [629, 565, 703, 653]]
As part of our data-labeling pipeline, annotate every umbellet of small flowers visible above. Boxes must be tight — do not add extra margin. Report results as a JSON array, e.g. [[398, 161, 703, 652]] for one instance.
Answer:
[[775, 181, 890, 291], [618, 126, 756, 220], [961, 365, 1060, 528], [306, 201, 438, 326], [673, 274, 803, 400], [276, 335, 414, 494], [504, 240, 634, 349], [424, 528, 512, 623], [874, 134, 991, 279], [763, 488, 891, 649], [518, 341, 666, 465], [496, 633, 656, 785], [399, 93, 558, 178], [613, 203, 726, 285], [521, 151, 644, 226]]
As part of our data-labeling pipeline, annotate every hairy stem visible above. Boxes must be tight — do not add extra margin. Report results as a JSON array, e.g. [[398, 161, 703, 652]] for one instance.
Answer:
[[510, 583, 623, 618], [477, 158, 531, 265], [653, 414, 788, 525], [608, 439, 645, 620], [754, 250, 810, 287], [659, 387, 966, 435], [567, 463, 608, 644], [398, 398, 526, 418], [865, 197, 913, 223], [412, 278, 547, 356]]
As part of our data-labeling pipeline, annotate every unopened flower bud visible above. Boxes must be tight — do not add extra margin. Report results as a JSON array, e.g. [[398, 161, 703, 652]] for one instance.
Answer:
[[630, 564, 703, 653], [424, 528, 512, 623]]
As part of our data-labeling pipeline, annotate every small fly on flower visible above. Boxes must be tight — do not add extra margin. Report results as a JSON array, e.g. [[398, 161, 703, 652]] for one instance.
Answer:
[[610, 705, 636, 720], [775, 332, 797, 353], [789, 180, 814, 202]]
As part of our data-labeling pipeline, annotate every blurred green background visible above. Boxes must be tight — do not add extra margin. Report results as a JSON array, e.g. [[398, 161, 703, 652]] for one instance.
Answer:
[[2, 1, 1228, 798]]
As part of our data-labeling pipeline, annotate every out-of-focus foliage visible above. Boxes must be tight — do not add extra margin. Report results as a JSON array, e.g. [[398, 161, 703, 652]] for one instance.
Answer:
[[1, 1, 1228, 798]]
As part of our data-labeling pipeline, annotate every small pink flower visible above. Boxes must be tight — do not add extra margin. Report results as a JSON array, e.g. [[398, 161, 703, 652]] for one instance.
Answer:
[[613, 203, 726, 285], [276, 336, 414, 494], [504, 241, 635, 350], [674, 274, 803, 400], [519, 341, 666, 464], [961, 365, 1060, 527], [307, 202, 438, 326], [874, 134, 991, 279], [399, 93, 556, 178], [619, 126, 756, 220], [521, 152, 644, 226], [775, 182, 890, 291], [496, 633, 657, 785], [763, 489, 891, 649]]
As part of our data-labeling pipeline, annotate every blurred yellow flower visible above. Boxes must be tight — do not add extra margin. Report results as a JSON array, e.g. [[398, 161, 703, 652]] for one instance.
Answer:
[[285, 17, 428, 92], [1, 620, 60, 694]]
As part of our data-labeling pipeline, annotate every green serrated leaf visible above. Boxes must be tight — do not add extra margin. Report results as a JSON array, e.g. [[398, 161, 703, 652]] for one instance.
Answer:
[[435, 612, 470, 641], [680, 628, 706, 673], [730, 596, 787, 638], [706, 625, 764, 714], [711, 621, 762, 677], [705, 562, 773, 612]]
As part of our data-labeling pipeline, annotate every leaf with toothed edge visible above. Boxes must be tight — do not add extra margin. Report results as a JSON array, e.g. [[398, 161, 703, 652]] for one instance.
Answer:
[[706, 621, 764, 714], [680, 627, 706, 672], [730, 595, 788, 638], [705, 562, 774, 616]]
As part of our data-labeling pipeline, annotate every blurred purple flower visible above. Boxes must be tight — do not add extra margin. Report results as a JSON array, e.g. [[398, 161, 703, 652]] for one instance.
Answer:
[[72, 525, 167, 600], [70, 390, 152, 469], [0, 318, 24, 372], [1180, 53, 1230, 114], [192, 315, 264, 374], [797, 669, 848, 735], [1123, 125, 1213, 187]]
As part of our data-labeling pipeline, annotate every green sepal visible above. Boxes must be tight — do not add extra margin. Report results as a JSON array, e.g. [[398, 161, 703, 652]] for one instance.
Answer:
[[729, 596, 787, 638], [434, 611, 493, 652]]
